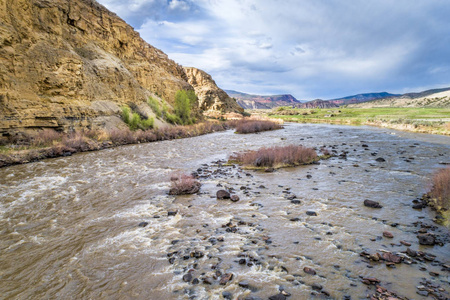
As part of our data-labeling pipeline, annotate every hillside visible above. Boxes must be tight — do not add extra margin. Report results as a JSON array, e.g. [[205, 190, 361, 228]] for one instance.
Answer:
[[330, 92, 399, 105], [225, 90, 301, 109], [0, 0, 241, 135], [349, 88, 450, 108], [295, 99, 339, 109]]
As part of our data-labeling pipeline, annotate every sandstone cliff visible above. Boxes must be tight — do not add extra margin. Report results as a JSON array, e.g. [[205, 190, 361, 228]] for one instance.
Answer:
[[0, 0, 241, 135], [184, 67, 243, 117]]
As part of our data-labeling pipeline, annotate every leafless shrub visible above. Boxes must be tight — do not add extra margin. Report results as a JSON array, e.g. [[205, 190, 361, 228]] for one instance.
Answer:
[[135, 130, 157, 143], [428, 166, 450, 210], [232, 119, 283, 134], [32, 129, 62, 147], [169, 172, 201, 195], [62, 132, 96, 152], [109, 128, 137, 145], [230, 145, 318, 168]]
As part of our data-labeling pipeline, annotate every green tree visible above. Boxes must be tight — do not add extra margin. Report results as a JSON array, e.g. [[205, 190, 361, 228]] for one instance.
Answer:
[[174, 90, 197, 125]]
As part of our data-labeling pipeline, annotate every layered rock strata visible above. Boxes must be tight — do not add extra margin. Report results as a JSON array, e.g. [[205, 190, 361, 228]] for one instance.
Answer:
[[184, 67, 244, 117], [0, 0, 241, 135]]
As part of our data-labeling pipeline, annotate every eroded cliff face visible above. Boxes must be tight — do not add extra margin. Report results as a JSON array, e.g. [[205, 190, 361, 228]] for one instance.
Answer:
[[0, 0, 193, 133], [184, 67, 244, 117]]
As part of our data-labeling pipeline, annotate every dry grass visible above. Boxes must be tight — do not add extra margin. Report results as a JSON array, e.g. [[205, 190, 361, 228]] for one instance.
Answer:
[[231, 119, 283, 134], [428, 166, 450, 211], [230, 145, 318, 169], [168, 172, 201, 195], [32, 129, 62, 147]]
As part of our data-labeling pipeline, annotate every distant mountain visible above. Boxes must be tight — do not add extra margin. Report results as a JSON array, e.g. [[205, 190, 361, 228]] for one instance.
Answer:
[[295, 99, 339, 109], [292, 92, 394, 109], [401, 87, 450, 99], [225, 90, 302, 109], [329, 92, 400, 105], [349, 87, 450, 108]]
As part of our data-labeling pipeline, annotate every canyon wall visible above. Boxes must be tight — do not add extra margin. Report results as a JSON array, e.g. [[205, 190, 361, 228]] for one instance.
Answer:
[[0, 0, 241, 134]]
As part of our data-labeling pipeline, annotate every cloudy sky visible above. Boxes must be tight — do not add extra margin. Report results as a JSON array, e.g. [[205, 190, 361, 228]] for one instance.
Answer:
[[97, 0, 450, 100]]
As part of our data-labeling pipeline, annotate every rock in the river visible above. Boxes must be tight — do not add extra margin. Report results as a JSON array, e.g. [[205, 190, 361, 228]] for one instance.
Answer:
[[417, 233, 436, 245], [138, 222, 149, 227], [382, 252, 402, 263], [306, 211, 317, 216], [311, 283, 323, 291], [222, 291, 233, 299], [202, 277, 213, 285], [230, 195, 240, 202], [383, 231, 394, 238], [219, 273, 233, 285], [303, 267, 316, 275], [182, 273, 193, 282], [406, 248, 417, 257], [376, 157, 386, 162], [364, 199, 383, 208], [400, 240, 411, 246], [269, 294, 287, 300], [362, 277, 380, 285], [217, 190, 231, 200]]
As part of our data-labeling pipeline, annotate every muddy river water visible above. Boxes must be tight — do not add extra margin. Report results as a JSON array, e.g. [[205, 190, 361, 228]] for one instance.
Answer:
[[0, 123, 449, 299]]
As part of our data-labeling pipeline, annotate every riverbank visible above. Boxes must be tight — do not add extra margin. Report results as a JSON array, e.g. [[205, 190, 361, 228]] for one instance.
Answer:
[[0, 118, 284, 168], [263, 107, 450, 135], [0, 122, 230, 168]]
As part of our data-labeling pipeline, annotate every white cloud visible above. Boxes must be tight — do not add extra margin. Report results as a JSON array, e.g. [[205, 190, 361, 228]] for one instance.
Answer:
[[168, 0, 190, 12], [97, 0, 450, 99]]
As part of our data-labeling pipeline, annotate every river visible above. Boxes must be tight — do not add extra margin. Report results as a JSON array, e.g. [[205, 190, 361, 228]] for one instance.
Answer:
[[0, 123, 449, 299]]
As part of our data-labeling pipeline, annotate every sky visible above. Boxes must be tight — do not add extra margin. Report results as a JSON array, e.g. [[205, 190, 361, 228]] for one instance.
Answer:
[[97, 0, 450, 100]]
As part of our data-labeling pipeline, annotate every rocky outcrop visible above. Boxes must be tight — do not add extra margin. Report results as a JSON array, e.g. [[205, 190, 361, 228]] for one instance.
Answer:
[[184, 67, 243, 117], [0, 0, 240, 135]]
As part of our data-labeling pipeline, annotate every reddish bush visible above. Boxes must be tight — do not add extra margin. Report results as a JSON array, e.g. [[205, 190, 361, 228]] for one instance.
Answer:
[[109, 128, 137, 145], [232, 119, 283, 134], [62, 132, 96, 152], [135, 130, 157, 143], [169, 172, 201, 195], [32, 129, 62, 147], [230, 145, 318, 168], [429, 166, 450, 210]]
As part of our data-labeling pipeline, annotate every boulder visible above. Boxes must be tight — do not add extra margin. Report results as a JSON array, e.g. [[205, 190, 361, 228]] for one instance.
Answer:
[[303, 267, 316, 275], [364, 199, 383, 208], [230, 195, 240, 202], [383, 231, 394, 238], [217, 190, 231, 200], [417, 233, 436, 245]]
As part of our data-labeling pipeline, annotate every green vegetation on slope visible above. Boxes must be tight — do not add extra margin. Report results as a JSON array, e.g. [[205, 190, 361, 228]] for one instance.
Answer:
[[147, 90, 197, 125], [121, 106, 154, 131]]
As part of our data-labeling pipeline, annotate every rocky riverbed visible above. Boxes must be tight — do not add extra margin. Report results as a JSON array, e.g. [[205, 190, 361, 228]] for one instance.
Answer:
[[0, 123, 449, 299]]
